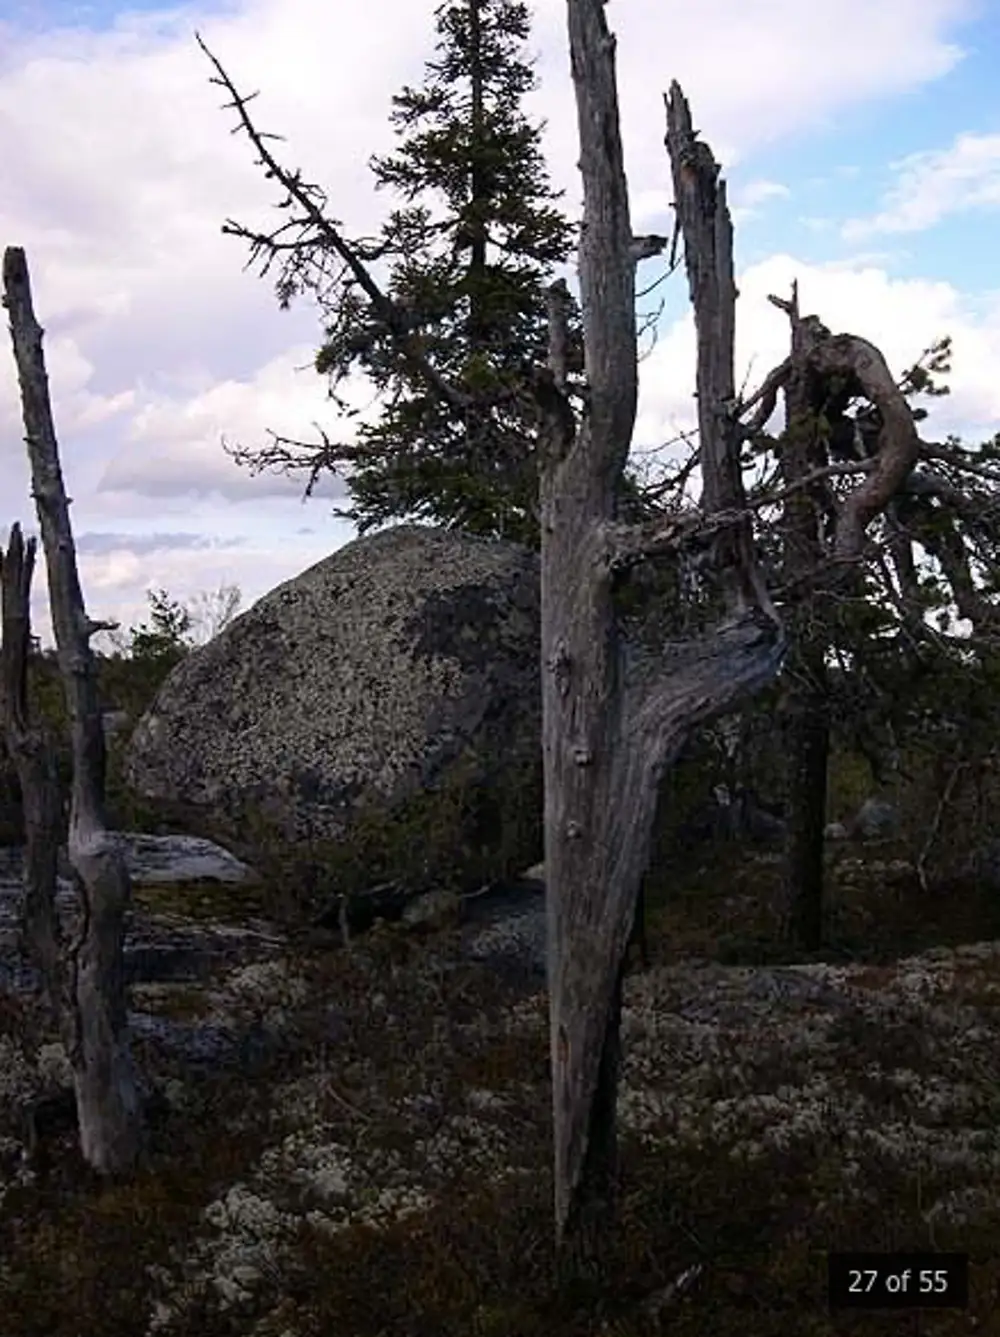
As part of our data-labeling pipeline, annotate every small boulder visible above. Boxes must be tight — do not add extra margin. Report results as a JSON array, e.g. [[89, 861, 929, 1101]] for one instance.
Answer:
[[117, 833, 260, 886], [402, 887, 462, 931], [101, 709, 131, 744], [851, 797, 899, 841]]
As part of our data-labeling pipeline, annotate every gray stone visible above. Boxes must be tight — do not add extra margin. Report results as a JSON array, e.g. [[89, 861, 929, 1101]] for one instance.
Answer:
[[123, 526, 543, 897], [465, 904, 547, 979], [851, 797, 899, 841], [0, 834, 283, 1002], [116, 833, 260, 886], [401, 887, 462, 930], [101, 708, 131, 743], [825, 821, 849, 841], [1, 833, 259, 889]]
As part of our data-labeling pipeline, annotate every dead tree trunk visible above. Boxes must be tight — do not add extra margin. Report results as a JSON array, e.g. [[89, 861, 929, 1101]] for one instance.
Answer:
[[763, 283, 922, 948], [3, 247, 143, 1175], [782, 648, 829, 950], [0, 525, 67, 1020], [775, 284, 831, 950], [540, 2, 783, 1279]]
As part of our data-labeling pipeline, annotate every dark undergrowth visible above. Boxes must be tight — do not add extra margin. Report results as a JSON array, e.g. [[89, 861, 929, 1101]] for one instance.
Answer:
[[2, 838, 999, 1335]]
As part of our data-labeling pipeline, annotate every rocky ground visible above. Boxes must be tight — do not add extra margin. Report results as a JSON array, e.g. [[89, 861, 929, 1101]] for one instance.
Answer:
[[2, 838, 1000, 1335]]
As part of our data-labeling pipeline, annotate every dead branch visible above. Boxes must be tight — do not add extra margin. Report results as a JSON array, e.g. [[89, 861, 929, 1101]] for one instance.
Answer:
[[195, 32, 473, 417], [916, 760, 966, 892], [538, 5, 784, 1278], [666, 83, 766, 616], [767, 289, 922, 561]]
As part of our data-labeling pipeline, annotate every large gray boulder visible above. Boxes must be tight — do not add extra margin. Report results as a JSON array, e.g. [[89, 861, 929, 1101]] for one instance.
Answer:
[[123, 526, 543, 907]]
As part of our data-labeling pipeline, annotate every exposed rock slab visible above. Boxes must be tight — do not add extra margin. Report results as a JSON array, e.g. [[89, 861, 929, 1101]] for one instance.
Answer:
[[0, 835, 281, 1004]]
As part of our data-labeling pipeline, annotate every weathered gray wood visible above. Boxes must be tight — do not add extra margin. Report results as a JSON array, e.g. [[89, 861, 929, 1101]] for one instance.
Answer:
[[0, 524, 67, 1020], [664, 83, 764, 617], [770, 282, 831, 949], [540, 2, 784, 1277], [3, 246, 143, 1175]]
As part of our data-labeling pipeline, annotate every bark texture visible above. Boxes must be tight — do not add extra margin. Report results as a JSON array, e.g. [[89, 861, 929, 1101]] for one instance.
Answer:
[[541, 4, 784, 1277], [3, 246, 143, 1175], [775, 284, 831, 950], [763, 284, 924, 947], [0, 525, 66, 1018]]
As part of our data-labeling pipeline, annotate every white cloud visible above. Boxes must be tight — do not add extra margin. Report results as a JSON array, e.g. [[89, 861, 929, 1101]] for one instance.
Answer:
[[739, 180, 791, 209], [635, 256, 1000, 457], [844, 131, 1000, 238], [99, 344, 358, 501], [0, 0, 987, 646], [730, 179, 791, 227]]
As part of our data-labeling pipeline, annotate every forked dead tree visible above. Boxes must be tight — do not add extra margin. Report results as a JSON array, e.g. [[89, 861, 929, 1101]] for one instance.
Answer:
[[1, 247, 143, 1175], [197, 0, 963, 1280], [197, 11, 781, 1276], [536, 11, 785, 1274]]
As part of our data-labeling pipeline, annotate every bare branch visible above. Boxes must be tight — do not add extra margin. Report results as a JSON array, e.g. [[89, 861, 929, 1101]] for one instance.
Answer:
[[767, 291, 923, 561], [196, 33, 472, 415], [916, 761, 966, 892], [737, 356, 792, 437]]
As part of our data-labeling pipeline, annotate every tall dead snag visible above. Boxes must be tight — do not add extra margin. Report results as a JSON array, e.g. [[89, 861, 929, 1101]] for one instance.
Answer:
[[771, 283, 830, 949], [197, 9, 783, 1274], [3, 247, 143, 1175], [540, 4, 783, 1276], [664, 85, 769, 618], [0, 524, 67, 1017]]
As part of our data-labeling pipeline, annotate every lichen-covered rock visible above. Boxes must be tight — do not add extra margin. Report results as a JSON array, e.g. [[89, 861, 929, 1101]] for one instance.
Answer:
[[851, 797, 899, 841], [123, 526, 543, 904]]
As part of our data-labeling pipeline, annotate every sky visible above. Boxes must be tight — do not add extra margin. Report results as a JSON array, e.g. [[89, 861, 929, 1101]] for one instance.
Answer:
[[0, 0, 998, 647]]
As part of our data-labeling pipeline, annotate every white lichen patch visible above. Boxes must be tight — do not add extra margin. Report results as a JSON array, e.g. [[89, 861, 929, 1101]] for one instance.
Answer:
[[611, 942, 1000, 1194], [0, 1035, 34, 1103], [414, 1112, 520, 1184], [924, 1183, 1000, 1228], [121, 922, 1000, 1333], [466, 1087, 508, 1112], [206, 960, 310, 1028], [501, 994, 547, 1036], [35, 1041, 73, 1090]]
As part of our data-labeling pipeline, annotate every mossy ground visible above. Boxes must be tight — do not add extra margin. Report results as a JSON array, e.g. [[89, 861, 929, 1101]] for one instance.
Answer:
[[2, 835, 1000, 1335], [2, 655, 1000, 1333]]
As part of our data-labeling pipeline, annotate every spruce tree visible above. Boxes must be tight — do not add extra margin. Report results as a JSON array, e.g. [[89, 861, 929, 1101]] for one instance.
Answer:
[[311, 0, 579, 546]]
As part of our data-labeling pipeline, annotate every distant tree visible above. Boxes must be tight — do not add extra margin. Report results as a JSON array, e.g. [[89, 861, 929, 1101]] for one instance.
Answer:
[[127, 588, 194, 665], [219, 0, 668, 547], [102, 582, 242, 665], [186, 581, 242, 645]]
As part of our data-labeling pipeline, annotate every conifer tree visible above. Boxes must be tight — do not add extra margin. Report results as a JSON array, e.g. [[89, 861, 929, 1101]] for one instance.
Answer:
[[327, 0, 579, 544], [225, 0, 663, 545]]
